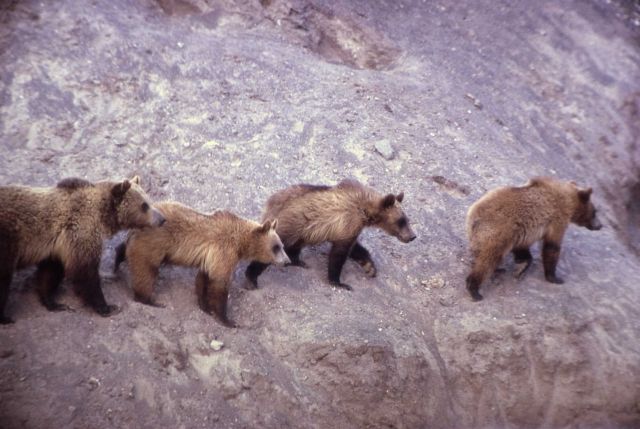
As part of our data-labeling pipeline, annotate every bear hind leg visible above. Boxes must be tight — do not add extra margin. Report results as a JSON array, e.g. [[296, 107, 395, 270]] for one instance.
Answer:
[[35, 258, 71, 312], [197, 271, 234, 328], [0, 237, 16, 324], [70, 262, 118, 316], [349, 241, 377, 278], [512, 247, 533, 279], [466, 247, 504, 301]]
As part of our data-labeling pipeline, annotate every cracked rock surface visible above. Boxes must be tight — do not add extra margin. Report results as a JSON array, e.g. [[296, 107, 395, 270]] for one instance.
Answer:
[[1, 0, 640, 427]]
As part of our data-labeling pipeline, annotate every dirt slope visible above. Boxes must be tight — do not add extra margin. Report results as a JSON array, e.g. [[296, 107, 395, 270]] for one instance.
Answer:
[[1, 0, 639, 428]]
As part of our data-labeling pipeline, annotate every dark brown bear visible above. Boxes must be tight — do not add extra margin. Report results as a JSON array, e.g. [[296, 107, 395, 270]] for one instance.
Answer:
[[245, 179, 416, 290], [0, 176, 164, 323], [465, 177, 602, 301], [114, 201, 290, 327]]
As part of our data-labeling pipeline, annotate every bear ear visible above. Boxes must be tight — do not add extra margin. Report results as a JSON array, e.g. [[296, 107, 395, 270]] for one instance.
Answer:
[[111, 180, 131, 200], [380, 194, 396, 209], [396, 192, 404, 203], [578, 188, 592, 203], [130, 175, 141, 185], [256, 219, 273, 234]]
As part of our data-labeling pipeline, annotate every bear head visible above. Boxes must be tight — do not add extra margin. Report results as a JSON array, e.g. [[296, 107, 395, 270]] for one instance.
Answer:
[[250, 219, 291, 266], [371, 192, 417, 243], [111, 176, 165, 229], [571, 186, 602, 231]]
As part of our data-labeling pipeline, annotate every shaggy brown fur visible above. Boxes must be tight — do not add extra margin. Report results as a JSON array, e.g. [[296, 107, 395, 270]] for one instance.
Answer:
[[245, 179, 416, 290], [0, 176, 164, 323], [114, 201, 290, 327], [465, 177, 602, 301]]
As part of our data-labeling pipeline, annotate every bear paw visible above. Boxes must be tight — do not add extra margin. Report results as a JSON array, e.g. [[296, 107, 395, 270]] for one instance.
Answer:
[[545, 274, 565, 284], [330, 281, 353, 291], [0, 316, 15, 325]]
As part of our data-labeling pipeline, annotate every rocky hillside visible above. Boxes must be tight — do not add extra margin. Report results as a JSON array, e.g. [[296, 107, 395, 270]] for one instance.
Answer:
[[1, 0, 639, 427]]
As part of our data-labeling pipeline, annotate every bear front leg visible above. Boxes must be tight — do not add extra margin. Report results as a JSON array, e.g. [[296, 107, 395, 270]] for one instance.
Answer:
[[35, 258, 71, 312], [244, 262, 269, 290], [113, 242, 127, 273], [285, 241, 307, 268], [69, 262, 118, 316], [512, 247, 533, 279], [542, 241, 564, 284], [349, 241, 377, 278], [328, 238, 356, 291]]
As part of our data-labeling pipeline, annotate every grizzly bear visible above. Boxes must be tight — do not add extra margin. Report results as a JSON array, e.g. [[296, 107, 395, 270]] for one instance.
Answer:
[[245, 179, 416, 290], [114, 201, 290, 327], [465, 177, 602, 301], [0, 176, 164, 323]]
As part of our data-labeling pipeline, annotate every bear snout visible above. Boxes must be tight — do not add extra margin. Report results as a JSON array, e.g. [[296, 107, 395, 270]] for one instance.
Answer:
[[275, 251, 291, 266], [589, 220, 603, 231], [152, 209, 166, 227], [398, 230, 417, 243]]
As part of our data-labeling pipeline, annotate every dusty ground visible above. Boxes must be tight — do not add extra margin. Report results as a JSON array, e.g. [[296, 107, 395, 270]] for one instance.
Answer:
[[1, 0, 640, 428]]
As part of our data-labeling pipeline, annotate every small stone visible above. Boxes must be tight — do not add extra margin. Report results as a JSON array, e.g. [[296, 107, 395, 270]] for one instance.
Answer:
[[374, 140, 395, 160], [439, 296, 456, 307], [421, 276, 446, 289], [210, 340, 224, 351], [87, 376, 100, 390], [464, 93, 483, 109]]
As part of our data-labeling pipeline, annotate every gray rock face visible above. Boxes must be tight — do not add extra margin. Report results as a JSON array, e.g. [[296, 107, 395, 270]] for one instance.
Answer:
[[1, 0, 640, 428]]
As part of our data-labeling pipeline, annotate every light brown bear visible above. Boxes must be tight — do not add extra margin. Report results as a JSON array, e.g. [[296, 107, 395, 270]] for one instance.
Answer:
[[114, 201, 290, 327], [0, 176, 164, 323], [465, 177, 602, 301], [245, 179, 416, 290]]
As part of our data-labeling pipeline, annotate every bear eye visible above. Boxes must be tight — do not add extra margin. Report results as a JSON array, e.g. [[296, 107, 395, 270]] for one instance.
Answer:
[[397, 217, 407, 228], [272, 244, 281, 254], [141, 202, 149, 212]]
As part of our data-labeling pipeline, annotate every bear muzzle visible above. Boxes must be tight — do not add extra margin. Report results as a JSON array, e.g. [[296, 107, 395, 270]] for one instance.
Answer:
[[274, 250, 291, 266], [398, 228, 417, 243], [588, 218, 603, 231], [151, 209, 166, 227]]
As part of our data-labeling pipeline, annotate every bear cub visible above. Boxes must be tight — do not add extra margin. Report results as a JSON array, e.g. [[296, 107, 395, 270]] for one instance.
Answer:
[[0, 176, 164, 323], [114, 201, 290, 327], [245, 179, 416, 291], [465, 176, 602, 301]]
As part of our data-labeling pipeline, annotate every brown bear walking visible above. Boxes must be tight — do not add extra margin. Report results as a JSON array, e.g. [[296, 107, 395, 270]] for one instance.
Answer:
[[465, 177, 602, 301], [245, 179, 416, 291], [0, 176, 164, 323], [114, 201, 290, 327]]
